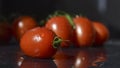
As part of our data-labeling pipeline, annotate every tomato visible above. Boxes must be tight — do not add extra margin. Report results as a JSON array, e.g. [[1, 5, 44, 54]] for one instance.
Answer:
[[45, 16, 73, 47], [92, 22, 109, 45], [72, 16, 95, 47], [20, 27, 61, 58], [0, 22, 12, 44], [12, 16, 38, 41]]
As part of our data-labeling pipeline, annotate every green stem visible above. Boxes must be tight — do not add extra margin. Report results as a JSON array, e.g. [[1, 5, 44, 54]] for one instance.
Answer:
[[53, 36, 62, 49], [39, 20, 46, 26], [54, 10, 75, 29], [51, 10, 76, 29], [64, 14, 75, 29]]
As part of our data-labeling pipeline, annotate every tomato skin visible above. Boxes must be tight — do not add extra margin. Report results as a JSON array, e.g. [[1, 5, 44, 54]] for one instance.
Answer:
[[92, 22, 109, 45], [20, 27, 57, 58], [45, 16, 73, 47], [12, 16, 38, 41], [0, 23, 12, 44], [72, 16, 95, 47]]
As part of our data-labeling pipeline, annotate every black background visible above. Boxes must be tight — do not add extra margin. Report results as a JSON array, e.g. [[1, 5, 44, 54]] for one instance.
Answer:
[[0, 0, 120, 40]]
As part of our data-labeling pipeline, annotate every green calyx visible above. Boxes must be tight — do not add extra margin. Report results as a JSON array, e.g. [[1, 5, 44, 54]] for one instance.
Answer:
[[53, 36, 62, 49]]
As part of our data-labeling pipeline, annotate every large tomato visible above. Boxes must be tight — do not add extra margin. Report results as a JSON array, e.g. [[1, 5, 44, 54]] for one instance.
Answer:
[[72, 16, 95, 47], [0, 22, 12, 44], [92, 22, 109, 45], [12, 16, 38, 41], [20, 27, 61, 58], [45, 16, 73, 47]]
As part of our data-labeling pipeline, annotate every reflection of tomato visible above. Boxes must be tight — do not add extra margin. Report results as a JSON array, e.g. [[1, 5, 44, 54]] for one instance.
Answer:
[[18, 57, 57, 68], [12, 16, 38, 41], [45, 16, 73, 47], [91, 47, 107, 67], [92, 22, 109, 45], [73, 47, 107, 68], [0, 22, 12, 44], [72, 16, 95, 47], [20, 27, 60, 58], [74, 48, 92, 68], [53, 49, 75, 68]]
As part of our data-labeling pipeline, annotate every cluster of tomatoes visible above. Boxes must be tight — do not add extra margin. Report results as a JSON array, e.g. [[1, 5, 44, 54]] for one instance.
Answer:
[[0, 11, 109, 59]]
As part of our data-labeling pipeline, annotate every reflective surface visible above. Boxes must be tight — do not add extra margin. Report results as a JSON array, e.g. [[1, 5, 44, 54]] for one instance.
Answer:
[[0, 40, 119, 68]]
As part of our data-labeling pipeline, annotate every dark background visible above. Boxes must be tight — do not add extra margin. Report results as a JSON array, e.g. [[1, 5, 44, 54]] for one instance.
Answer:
[[0, 0, 119, 40]]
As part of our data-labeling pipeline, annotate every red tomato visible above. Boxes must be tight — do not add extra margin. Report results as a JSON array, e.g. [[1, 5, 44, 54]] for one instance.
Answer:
[[45, 16, 73, 47], [0, 22, 12, 44], [72, 16, 95, 47], [20, 27, 61, 58], [12, 16, 38, 41], [92, 22, 109, 45]]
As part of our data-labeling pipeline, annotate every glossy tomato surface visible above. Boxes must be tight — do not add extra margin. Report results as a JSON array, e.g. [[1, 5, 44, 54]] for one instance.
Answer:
[[12, 16, 38, 41], [72, 16, 95, 47], [92, 22, 109, 45], [45, 16, 73, 47], [0, 22, 12, 44], [20, 27, 58, 58]]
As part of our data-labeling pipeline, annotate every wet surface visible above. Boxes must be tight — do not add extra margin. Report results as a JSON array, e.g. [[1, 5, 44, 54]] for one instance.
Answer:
[[0, 40, 120, 68]]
